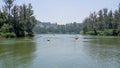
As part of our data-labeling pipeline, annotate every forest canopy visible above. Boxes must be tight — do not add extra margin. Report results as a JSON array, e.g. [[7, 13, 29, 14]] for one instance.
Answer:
[[0, 0, 36, 38], [1, 0, 120, 37], [82, 3, 120, 36]]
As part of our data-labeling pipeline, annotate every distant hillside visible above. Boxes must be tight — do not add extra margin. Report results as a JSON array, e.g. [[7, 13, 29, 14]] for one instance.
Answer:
[[33, 21, 58, 33], [35, 21, 57, 28], [33, 21, 82, 34]]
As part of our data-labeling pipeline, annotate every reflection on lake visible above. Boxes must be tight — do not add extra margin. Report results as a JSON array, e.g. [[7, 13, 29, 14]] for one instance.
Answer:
[[0, 34, 120, 68]]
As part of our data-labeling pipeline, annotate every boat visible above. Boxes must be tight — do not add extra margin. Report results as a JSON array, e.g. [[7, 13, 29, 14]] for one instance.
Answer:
[[75, 36, 79, 40]]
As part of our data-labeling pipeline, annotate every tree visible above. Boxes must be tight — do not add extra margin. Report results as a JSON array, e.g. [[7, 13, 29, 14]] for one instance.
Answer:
[[0, 0, 36, 37], [82, 3, 120, 36], [3, 0, 15, 24], [107, 10, 113, 29], [0, 10, 7, 28]]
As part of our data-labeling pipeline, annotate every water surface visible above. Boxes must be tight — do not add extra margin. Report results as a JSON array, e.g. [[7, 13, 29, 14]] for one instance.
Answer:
[[0, 34, 120, 68]]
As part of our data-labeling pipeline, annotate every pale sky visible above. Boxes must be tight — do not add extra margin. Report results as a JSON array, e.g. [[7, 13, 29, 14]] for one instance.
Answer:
[[0, 0, 120, 24]]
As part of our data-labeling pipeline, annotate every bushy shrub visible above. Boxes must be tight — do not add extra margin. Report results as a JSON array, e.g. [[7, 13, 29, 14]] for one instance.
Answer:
[[0, 32, 16, 38], [86, 31, 96, 35], [0, 24, 16, 38], [104, 29, 113, 36], [80, 31, 84, 34], [1, 24, 9, 33], [112, 29, 119, 36], [97, 31, 104, 36]]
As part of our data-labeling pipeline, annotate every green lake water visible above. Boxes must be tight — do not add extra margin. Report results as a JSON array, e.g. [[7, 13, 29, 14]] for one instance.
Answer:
[[0, 34, 120, 68]]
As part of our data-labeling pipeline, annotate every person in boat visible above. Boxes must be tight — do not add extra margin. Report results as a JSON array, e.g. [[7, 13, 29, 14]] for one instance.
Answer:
[[47, 39, 50, 41], [75, 36, 79, 40], [47, 38, 50, 41]]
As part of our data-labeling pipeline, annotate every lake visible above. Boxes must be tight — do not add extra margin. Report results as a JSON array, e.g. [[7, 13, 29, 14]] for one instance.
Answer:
[[0, 34, 120, 68]]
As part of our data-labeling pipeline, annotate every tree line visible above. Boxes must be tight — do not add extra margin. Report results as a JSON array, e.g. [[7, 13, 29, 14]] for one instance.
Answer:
[[82, 3, 120, 36], [34, 22, 82, 34], [1, 0, 120, 36], [0, 0, 36, 38]]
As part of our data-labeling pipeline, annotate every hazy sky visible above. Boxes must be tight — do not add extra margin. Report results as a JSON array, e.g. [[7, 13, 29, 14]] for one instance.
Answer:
[[0, 0, 120, 24]]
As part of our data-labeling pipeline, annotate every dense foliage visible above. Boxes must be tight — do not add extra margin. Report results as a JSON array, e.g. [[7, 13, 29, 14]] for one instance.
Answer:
[[1, 0, 119, 36], [82, 4, 120, 36], [0, 0, 36, 38], [34, 22, 82, 34]]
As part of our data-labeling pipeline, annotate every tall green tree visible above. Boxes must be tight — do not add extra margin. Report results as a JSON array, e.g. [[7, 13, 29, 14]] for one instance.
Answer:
[[82, 3, 120, 36], [3, 0, 15, 23], [0, 0, 36, 37]]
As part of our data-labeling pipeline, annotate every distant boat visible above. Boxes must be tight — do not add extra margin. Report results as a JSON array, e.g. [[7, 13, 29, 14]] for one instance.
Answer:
[[75, 36, 79, 40], [47, 39, 50, 41], [47, 38, 50, 41]]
